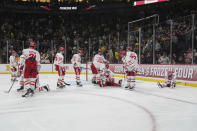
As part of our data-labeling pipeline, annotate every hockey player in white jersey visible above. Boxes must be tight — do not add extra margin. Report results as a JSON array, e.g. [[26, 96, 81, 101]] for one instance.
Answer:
[[91, 49, 107, 85], [71, 49, 83, 86], [54, 47, 65, 88], [123, 46, 139, 90], [17, 54, 49, 92], [158, 71, 177, 88], [9, 50, 18, 82], [100, 62, 122, 87], [21, 41, 41, 97]]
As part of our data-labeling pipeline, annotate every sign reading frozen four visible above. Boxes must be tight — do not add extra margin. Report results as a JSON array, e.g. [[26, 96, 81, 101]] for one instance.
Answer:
[[110, 64, 197, 81]]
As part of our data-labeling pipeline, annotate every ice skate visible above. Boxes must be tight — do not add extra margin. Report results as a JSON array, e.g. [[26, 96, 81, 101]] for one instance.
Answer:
[[43, 84, 50, 91], [100, 83, 104, 87], [170, 82, 176, 88], [124, 85, 130, 90], [22, 88, 34, 97], [129, 83, 135, 90], [77, 81, 83, 87], [157, 82, 163, 88], [92, 80, 97, 84], [17, 86, 24, 92], [129, 86, 135, 91], [57, 82, 65, 89]]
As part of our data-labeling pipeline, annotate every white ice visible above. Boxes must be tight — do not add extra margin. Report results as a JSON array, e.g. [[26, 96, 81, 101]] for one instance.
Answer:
[[0, 74, 197, 131]]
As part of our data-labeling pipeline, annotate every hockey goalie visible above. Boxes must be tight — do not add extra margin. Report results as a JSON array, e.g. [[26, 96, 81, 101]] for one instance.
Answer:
[[100, 62, 122, 87], [158, 71, 176, 88]]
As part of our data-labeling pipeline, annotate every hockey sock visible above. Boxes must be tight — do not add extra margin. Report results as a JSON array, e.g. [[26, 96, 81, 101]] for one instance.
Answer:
[[127, 76, 132, 87]]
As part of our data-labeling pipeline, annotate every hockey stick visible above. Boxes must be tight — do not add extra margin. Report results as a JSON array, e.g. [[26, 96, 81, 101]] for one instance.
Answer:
[[81, 67, 91, 70], [6, 77, 17, 93], [64, 82, 71, 86]]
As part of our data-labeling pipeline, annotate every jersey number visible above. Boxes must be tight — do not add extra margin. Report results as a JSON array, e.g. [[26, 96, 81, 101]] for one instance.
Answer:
[[29, 54, 36, 58], [130, 55, 136, 60]]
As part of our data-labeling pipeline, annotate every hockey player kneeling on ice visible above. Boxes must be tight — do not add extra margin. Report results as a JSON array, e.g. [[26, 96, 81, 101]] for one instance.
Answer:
[[158, 71, 176, 88], [100, 62, 122, 87], [54, 47, 66, 89], [71, 49, 83, 87], [122, 47, 139, 90], [21, 42, 41, 97]]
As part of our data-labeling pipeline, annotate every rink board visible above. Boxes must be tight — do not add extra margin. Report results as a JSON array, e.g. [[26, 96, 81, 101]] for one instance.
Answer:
[[0, 64, 197, 87]]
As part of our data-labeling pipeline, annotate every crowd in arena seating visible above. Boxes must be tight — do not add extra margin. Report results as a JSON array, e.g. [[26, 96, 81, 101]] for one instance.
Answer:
[[0, 6, 197, 64]]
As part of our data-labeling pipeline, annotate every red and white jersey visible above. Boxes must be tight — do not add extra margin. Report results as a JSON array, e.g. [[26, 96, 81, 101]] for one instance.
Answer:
[[9, 55, 18, 68], [124, 51, 138, 72], [103, 68, 113, 80], [93, 54, 106, 66], [71, 54, 81, 67], [22, 48, 41, 66], [18, 55, 25, 68], [121, 56, 126, 70], [165, 72, 176, 82], [54, 53, 64, 67]]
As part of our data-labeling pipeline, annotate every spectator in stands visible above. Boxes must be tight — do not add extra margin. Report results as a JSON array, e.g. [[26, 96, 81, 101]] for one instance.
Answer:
[[145, 52, 153, 64], [194, 49, 197, 64], [155, 40, 161, 53], [172, 53, 177, 64], [156, 52, 161, 64], [158, 52, 170, 64], [185, 58, 191, 64], [140, 54, 146, 64], [176, 56, 184, 64]]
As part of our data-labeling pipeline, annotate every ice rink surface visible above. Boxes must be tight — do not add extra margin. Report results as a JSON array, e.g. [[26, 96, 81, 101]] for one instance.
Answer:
[[0, 74, 197, 131]]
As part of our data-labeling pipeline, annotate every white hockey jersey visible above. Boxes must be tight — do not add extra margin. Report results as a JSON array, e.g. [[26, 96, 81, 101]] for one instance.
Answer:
[[22, 48, 40, 65], [18, 55, 25, 68], [165, 71, 177, 82], [54, 53, 64, 67], [93, 54, 106, 64], [124, 51, 139, 72], [9, 55, 18, 68], [71, 54, 81, 67], [92, 54, 107, 70], [121, 56, 126, 72]]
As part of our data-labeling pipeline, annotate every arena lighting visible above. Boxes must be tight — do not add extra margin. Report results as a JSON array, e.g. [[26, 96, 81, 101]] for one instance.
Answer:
[[134, 0, 169, 6]]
